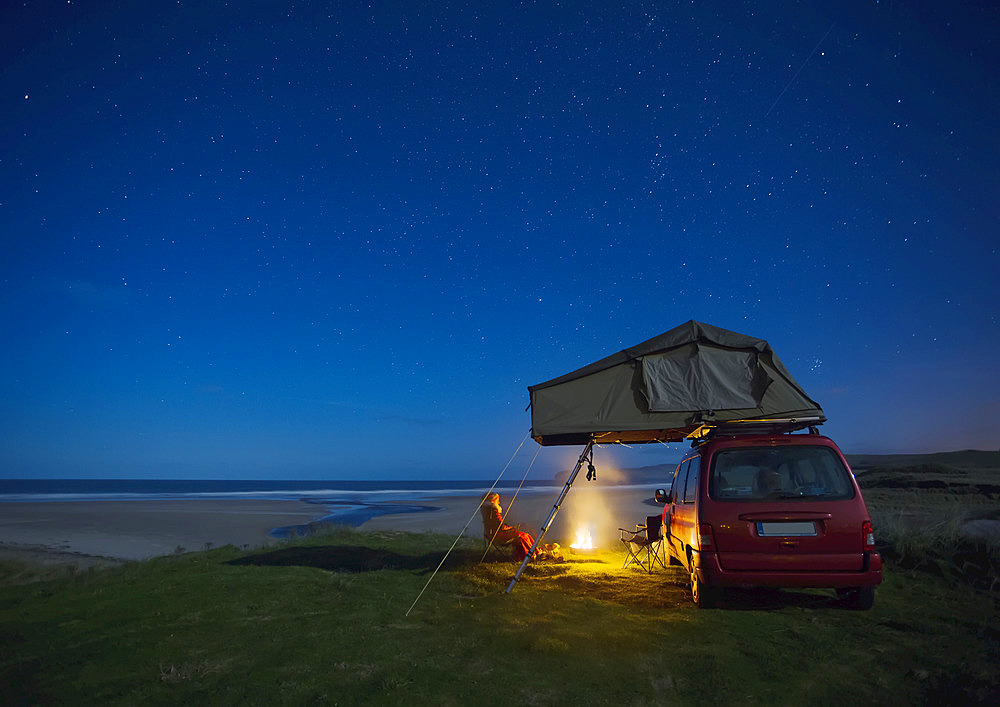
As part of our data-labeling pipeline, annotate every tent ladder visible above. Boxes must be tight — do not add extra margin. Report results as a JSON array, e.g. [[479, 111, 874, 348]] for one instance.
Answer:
[[505, 439, 594, 594]]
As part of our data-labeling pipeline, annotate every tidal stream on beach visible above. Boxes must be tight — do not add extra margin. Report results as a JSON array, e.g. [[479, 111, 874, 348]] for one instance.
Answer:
[[0, 479, 662, 564]]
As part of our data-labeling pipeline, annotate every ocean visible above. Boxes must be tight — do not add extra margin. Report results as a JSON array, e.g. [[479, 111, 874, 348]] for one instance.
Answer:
[[0, 478, 565, 538]]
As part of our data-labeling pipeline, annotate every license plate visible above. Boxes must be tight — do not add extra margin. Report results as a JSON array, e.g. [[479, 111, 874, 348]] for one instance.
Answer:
[[757, 521, 817, 537]]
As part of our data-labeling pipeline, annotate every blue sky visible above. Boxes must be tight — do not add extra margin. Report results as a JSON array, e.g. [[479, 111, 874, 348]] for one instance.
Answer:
[[1, 1, 997, 479]]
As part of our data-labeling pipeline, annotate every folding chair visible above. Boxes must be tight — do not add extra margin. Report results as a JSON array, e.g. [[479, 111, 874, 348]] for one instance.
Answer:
[[619, 514, 666, 572], [482, 519, 523, 559]]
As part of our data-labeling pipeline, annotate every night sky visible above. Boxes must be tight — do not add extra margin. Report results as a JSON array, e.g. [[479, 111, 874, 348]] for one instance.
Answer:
[[2, 1, 997, 480]]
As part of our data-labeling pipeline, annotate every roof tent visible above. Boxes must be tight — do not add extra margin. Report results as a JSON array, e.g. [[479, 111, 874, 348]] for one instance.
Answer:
[[528, 320, 825, 446], [506, 321, 825, 593]]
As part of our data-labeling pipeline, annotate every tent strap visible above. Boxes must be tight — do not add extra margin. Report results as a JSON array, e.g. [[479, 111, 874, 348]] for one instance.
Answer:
[[481, 444, 541, 563], [405, 429, 530, 617], [505, 439, 595, 594]]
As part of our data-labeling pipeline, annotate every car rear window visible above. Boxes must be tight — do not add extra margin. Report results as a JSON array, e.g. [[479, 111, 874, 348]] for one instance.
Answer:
[[709, 445, 855, 501]]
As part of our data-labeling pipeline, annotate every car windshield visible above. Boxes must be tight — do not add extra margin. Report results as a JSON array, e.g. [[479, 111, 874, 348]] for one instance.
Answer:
[[709, 445, 854, 501]]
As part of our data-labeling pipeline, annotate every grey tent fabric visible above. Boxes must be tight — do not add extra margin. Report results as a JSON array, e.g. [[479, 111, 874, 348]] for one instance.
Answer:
[[641, 344, 765, 412], [528, 320, 824, 446]]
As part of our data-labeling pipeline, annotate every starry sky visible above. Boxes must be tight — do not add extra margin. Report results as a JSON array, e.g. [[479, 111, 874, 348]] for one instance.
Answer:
[[1, 1, 997, 480]]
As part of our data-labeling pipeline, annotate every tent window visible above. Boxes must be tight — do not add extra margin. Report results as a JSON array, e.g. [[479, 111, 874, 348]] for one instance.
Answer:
[[641, 344, 768, 412]]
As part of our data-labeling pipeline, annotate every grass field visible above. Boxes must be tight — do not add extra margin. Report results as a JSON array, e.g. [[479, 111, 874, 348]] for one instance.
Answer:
[[3, 454, 999, 705], [2, 528, 998, 705]]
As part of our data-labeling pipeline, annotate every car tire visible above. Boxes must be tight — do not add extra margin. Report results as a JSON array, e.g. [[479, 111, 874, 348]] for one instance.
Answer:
[[690, 568, 716, 608], [840, 586, 875, 610]]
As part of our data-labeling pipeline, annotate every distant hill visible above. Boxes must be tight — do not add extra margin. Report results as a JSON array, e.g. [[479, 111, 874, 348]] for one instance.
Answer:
[[846, 450, 1000, 472], [845, 450, 1000, 494]]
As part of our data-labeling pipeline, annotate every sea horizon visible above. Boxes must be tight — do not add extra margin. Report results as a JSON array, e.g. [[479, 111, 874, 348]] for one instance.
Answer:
[[0, 477, 576, 504]]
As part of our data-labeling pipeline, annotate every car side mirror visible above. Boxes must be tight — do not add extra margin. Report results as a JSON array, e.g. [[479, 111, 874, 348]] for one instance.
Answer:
[[654, 488, 670, 504]]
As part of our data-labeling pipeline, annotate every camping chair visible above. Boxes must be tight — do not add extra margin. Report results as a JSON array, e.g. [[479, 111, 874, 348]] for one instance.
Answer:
[[619, 514, 666, 573], [482, 520, 522, 559]]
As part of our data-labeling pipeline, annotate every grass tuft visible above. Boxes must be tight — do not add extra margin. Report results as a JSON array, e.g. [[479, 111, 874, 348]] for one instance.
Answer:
[[872, 498, 1000, 594]]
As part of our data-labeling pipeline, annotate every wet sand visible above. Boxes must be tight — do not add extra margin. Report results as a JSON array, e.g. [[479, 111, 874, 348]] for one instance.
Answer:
[[0, 485, 662, 566], [0, 499, 324, 566]]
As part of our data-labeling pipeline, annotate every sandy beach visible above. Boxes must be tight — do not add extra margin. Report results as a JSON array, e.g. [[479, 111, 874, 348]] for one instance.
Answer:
[[0, 499, 325, 566], [0, 485, 662, 566]]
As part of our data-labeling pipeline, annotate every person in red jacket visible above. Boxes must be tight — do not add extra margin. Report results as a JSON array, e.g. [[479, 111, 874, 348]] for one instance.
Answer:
[[480, 492, 538, 561]]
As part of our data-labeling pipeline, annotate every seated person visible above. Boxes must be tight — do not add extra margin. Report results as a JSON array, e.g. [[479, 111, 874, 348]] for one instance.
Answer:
[[756, 468, 782, 496], [480, 493, 538, 561]]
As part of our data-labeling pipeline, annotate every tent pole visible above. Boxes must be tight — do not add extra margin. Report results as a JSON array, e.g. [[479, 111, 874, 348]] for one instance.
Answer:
[[505, 439, 594, 594]]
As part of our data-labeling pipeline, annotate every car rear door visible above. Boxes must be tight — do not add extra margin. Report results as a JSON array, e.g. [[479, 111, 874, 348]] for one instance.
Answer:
[[707, 443, 867, 572], [712, 503, 867, 571]]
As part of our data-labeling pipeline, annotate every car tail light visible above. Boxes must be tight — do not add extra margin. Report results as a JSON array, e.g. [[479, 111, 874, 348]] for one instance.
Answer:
[[862, 520, 875, 551], [698, 523, 715, 551]]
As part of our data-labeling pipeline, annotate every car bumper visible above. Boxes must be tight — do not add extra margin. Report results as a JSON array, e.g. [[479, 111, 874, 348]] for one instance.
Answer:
[[693, 551, 883, 588]]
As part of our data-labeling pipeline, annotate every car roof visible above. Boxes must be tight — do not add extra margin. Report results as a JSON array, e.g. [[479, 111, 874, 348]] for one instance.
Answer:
[[698, 433, 838, 452]]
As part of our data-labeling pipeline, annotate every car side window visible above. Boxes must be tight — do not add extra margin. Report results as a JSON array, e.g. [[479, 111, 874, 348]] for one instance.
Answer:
[[683, 457, 700, 503], [669, 459, 687, 500]]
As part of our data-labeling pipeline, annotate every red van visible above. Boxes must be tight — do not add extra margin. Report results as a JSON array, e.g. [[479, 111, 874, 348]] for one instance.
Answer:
[[655, 430, 882, 609]]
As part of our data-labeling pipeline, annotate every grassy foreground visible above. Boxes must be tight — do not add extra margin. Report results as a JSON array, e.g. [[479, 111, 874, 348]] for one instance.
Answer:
[[2, 526, 998, 706]]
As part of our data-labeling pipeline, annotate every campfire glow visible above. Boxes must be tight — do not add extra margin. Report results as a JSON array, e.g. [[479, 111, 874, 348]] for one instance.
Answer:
[[570, 526, 596, 550]]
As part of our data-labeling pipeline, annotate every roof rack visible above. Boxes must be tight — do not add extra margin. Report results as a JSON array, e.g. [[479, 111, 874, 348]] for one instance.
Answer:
[[688, 416, 824, 444]]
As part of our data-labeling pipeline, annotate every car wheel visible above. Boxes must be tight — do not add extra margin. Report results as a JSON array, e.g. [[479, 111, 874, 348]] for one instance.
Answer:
[[690, 568, 715, 608], [840, 586, 875, 610]]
